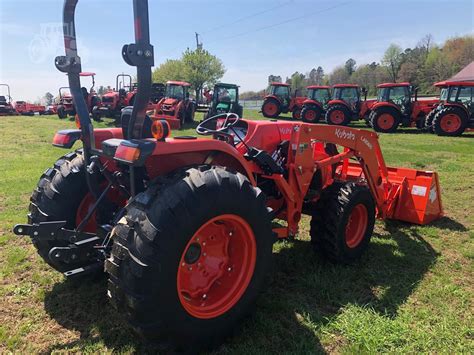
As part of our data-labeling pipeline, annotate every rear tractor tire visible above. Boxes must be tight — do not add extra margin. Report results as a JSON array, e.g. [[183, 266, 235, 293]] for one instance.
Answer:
[[106, 166, 274, 350], [301, 106, 323, 123], [325, 104, 351, 126], [310, 182, 375, 263], [57, 105, 67, 119], [433, 106, 468, 137], [424, 109, 437, 132], [261, 98, 281, 118], [369, 108, 401, 133], [28, 150, 95, 272]]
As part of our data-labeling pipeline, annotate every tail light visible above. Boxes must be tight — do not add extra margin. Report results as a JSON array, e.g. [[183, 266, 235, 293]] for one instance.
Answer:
[[114, 140, 156, 166]]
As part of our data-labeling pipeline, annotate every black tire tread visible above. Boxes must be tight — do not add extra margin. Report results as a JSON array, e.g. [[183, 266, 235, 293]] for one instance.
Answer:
[[325, 104, 351, 126]]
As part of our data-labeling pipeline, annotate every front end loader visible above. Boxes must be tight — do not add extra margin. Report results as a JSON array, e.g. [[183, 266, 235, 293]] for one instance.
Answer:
[[13, 0, 443, 350]]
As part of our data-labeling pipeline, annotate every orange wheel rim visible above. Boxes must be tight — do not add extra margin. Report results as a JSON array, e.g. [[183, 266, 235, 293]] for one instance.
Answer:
[[330, 110, 345, 124], [440, 114, 461, 133], [378, 113, 395, 130], [264, 102, 278, 116], [345, 204, 368, 248], [306, 109, 317, 121], [177, 214, 256, 319]]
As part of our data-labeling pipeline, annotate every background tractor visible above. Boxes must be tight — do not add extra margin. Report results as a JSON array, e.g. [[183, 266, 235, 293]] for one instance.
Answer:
[[205, 82, 243, 119], [426, 81, 474, 136], [98, 74, 135, 118], [0, 84, 17, 116], [325, 84, 376, 126], [300, 85, 331, 123], [57, 72, 101, 121], [261, 82, 306, 119], [151, 80, 196, 129], [369, 83, 439, 133], [13, 0, 443, 351], [13, 101, 46, 115]]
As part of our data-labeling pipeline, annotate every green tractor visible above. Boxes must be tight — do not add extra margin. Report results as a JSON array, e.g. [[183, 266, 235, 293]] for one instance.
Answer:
[[205, 83, 243, 119]]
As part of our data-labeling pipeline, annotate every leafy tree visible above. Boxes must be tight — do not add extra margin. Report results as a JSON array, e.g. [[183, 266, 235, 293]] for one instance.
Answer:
[[152, 59, 186, 84], [329, 66, 350, 85], [382, 44, 403, 81], [345, 58, 357, 76], [268, 75, 282, 84], [43, 92, 54, 105], [182, 48, 225, 98]]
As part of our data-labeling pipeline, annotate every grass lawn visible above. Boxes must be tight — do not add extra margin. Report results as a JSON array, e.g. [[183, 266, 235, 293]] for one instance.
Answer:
[[0, 111, 473, 353]]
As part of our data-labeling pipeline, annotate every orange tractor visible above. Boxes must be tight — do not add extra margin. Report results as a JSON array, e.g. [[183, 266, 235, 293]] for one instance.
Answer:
[[14, 0, 444, 350], [425, 81, 474, 136], [261, 82, 306, 119], [57, 72, 101, 121], [300, 85, 331, 123], [325, 84, 376, 126], [98, 74, 135, 118], [368, 83, 439, 133], [151, 80, 196, 129]]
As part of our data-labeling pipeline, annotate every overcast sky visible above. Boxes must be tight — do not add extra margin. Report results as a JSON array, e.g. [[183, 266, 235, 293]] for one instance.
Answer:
[[0, 0, 472, 102]]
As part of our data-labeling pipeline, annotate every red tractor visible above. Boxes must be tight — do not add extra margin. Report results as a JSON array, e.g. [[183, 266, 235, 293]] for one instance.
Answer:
[[261, 82, 306, 119], [368, 83, 439, 133], [13, 101, 46, 115], [300, 85, 331, 123], [57, 72, 101, 121], [425, 81, 474, 136], [14, 0, 444, 350], [325, 84, 376, 126], [98, 74, 135, 118], [0, 84, 17, 116], [151, 80, 196, 129]]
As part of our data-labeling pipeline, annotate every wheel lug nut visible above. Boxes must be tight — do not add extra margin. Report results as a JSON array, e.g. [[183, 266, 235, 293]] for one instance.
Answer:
[[202, 242, 206, 246], [188, 267, 192, 271], [182, 262, 185, 267], [203, 253, 207, 256], [202, 294, 207, 299], [229, 232, 233, 236], [227, 267, 232, 272]]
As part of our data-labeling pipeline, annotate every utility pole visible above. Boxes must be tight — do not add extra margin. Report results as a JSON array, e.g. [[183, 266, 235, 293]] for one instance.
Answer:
[[195, 32, 203, 50]]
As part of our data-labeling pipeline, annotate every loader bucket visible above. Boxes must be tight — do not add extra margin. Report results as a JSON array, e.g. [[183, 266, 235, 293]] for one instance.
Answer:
[[386, 167, 443, 225]]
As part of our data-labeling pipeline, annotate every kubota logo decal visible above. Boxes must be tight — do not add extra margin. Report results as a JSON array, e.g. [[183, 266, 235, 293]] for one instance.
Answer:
[[361, 137, 373, 149], [335, 128, 355, 141]]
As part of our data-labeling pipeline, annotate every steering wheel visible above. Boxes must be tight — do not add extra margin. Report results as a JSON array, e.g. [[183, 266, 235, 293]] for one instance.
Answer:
[[196, 113, 241, 139]]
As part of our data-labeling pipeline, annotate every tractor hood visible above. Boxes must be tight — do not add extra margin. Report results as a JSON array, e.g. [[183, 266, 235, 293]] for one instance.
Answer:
[[163, 98, 178, 106]]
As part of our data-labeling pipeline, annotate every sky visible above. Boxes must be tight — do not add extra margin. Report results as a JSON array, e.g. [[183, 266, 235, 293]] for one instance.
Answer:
[[0, 0, 473, 102]]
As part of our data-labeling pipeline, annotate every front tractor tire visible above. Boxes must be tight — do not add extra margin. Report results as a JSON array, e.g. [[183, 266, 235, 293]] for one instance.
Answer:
[[301, 105, 323, 123], [433, 106, 468, 136], [310, 182, 375, 263], [261, 98, 281, 118], [369, 108, 401, 133], [292, 107, 302, 120], [106, 166, 273, 350], [325, 104, 351, 126]]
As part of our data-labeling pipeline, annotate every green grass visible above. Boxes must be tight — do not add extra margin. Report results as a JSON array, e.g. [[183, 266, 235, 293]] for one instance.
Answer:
[[0, 112, 473, 353]]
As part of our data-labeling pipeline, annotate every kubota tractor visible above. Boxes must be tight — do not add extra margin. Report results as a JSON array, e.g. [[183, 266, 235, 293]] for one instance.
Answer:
[[98, 74, 135, 118], [151, 80, 196, 129], [261, 82, 306, 119], [205, 82, 243, 119], [325, 84, 376, 126], [0, 84, 17, 116], [369, 83, 439, 133], [425, 81, 474, 136], [57, 72, 101, 121], [14, 0, 444, 350], [300, 85, 331, 123]]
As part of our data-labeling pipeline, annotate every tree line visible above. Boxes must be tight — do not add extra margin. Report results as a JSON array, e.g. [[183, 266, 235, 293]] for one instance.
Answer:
[[242, 34, 473, 99]]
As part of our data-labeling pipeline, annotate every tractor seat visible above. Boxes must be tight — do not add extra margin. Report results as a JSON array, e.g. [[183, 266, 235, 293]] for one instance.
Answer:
[[120, 106, 153, 139]]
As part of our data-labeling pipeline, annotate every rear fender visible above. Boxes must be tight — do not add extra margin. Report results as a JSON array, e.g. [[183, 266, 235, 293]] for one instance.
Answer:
[[52, 128, 124, 149], [328, 99, 350, 109], [143, 138, 257, 185], [264, 95, 283, 104], [372, 101, 400, 112], [444, 102, 470, 117], [302, 99, 323, 108]]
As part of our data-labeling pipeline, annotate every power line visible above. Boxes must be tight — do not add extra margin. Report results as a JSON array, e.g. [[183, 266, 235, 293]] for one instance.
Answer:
[[201, 0, 295, 35], [205, 1, 351, 44]]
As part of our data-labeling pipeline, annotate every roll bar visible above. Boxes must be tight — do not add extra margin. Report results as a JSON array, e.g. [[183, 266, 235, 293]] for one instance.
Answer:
[[54, 0, 154, 151]]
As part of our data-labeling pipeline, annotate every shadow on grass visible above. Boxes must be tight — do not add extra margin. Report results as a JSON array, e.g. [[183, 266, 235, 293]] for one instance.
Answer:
[[43, 222, 438, 353]]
